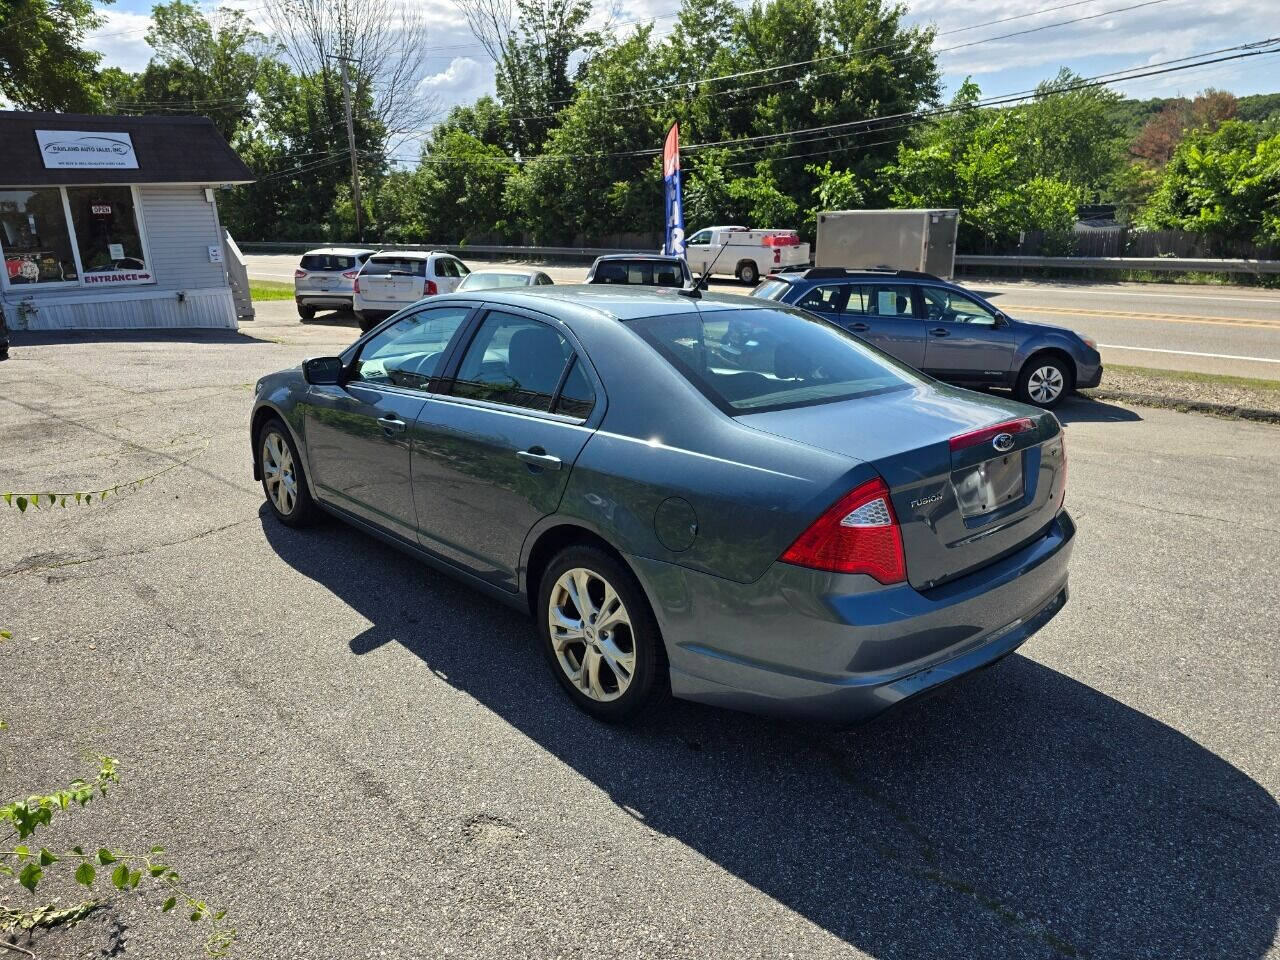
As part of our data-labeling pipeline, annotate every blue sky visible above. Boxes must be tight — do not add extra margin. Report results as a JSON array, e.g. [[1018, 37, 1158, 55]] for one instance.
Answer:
[[87, 0, 1279, 125]]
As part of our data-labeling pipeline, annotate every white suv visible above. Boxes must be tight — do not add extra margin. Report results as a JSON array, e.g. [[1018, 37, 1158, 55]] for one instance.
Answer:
[[293, 247, 375, 320], [352, 251, 471, 331]]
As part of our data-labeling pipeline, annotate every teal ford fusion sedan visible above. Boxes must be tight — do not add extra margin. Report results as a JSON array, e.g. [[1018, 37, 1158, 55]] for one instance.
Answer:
[[251, 286, 1073, 724]]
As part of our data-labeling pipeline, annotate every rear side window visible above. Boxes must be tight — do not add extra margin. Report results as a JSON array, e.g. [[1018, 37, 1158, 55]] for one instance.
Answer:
[[795, 284, 849, 314], [300, 254, 355, 271], [555, 357, 596, 418], [866, 284, 919, 317], [434, 258, 458, 278], [450, 312, 573, 412], [363, 257, 427, 277], [630, 307, 918, 414]]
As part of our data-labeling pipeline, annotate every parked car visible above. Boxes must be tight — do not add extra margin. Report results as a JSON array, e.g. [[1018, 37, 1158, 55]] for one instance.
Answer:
[[684, 225, 810, 284], [753, 268, 1102, 408], [252, 286, 1073, 724], [293, 247, 375, 320], [352, 251, 470, 331], [585, 254, 691, 288], [457, 268, 554, 291]]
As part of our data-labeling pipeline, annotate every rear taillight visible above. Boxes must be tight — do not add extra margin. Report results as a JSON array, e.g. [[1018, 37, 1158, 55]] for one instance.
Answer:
[[1059, 432, 1068, 507], [352, 277, 360, 294], [294, 269, 307, 279], [424, 279, 437, 296], [780, 476, 905, 584], [949, 418, 1034, 453], [342, 270, 359, 279]]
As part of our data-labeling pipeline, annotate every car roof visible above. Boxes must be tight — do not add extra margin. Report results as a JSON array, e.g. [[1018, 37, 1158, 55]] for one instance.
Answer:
[[592, 254, 683, 263], [769, 267, 944, 284], [367, 250, 451, 260], [467, 268, 540, 275], [439, 284, 766, 322], [302, 246, 376, 257]]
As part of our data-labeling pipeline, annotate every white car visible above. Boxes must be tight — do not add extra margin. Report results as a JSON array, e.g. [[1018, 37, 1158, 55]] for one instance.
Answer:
[[293, 247, 375, 319], [684, 226, 810, 284], [352, 251, 471, 331], [456, 268, 553, 291]]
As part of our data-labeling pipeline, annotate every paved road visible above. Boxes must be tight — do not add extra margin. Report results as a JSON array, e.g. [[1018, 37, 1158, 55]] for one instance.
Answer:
[[2, 301, 1277, 959], [246, 254, 1280, 380]]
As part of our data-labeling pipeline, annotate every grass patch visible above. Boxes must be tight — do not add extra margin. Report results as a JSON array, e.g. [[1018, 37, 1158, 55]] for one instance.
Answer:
[[250, 279, 295, 301], [1108, 363, 1280, 392]]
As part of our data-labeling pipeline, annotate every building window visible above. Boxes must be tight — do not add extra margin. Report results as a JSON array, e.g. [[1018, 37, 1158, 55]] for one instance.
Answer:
[[0, 188, 79, 285], [65, 186, 152, 285]]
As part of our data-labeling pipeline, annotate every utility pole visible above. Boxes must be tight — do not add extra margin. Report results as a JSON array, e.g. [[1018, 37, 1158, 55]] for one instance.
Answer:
[[330, 53, 364, 242]]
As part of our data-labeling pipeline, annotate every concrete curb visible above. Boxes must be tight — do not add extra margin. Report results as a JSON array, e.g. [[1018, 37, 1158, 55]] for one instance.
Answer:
[[1088, 389, 1280, 425]]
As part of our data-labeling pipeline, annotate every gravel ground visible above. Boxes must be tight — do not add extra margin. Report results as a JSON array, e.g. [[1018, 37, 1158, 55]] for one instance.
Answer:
[[2, 308, 1278, 960], [1092, 367, 1280, 422]]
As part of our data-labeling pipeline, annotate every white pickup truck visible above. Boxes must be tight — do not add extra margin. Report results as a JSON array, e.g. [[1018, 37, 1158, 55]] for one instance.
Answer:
[[684, 225, 811, 284]]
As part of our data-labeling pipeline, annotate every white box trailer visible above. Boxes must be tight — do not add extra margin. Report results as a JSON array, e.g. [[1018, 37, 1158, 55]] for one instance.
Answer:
[[684, 225, 811, 284], [815, 209, 959, 278]]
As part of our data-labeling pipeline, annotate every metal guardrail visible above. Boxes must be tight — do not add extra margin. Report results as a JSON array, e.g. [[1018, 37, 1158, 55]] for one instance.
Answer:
[[955, 254, 1280, 275], [240, 242, 1280, 274]]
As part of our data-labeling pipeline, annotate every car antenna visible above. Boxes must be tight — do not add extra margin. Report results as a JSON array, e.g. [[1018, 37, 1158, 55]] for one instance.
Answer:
[[678, 235, 732, 299]]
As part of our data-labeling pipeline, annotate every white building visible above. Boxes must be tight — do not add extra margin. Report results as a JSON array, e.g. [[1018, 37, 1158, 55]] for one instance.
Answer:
[[0, 111, 253, 332]]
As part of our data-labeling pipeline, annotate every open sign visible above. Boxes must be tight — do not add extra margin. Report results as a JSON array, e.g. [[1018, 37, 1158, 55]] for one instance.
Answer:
[[91, 204, 112, 215]]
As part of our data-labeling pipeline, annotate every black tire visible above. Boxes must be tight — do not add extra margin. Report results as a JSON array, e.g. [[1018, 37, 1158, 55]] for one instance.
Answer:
[[736, 261, 759, 285], [536, 545, 669, 723], [356, 311, 375, 333], [1015, 354, 1073, 409], [256, 417, 319, 527], [297, 303, 317, 321]]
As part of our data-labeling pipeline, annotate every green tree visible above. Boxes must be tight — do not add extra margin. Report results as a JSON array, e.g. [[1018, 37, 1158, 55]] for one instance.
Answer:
[[0, 0, 109, 110], [1140, 120, 1280, 245]]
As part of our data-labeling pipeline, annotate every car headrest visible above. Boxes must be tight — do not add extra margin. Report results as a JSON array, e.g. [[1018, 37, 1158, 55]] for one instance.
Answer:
[[508, 326, 565, 393], [774, 342, 813, 380]]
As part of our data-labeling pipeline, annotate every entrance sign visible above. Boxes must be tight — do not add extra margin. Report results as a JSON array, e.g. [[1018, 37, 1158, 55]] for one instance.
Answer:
[[35, 131, 139, 170], [662, 123, 686, 259]]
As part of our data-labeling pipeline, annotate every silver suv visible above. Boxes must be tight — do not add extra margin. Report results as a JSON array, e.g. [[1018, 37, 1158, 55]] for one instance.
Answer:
[[293, 247, 375, 320]]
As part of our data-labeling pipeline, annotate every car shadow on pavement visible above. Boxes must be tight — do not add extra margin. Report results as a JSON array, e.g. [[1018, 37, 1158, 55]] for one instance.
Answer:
[[8, 328, 277, 347], [1048, 393, 1143, 424], [261, 509, 1279, 960]]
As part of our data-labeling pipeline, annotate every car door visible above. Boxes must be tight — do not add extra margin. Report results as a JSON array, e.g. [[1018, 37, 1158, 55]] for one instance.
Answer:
[[302, 303, 475, 540], [685, 229, 713, 274], [409, 306, 601, 591], [919, 285, 1020, 382], [852, 283, 926, 367]]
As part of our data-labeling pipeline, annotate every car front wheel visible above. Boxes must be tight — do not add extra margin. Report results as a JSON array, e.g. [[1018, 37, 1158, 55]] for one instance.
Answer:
[[258, 418, 318, 527], [1016, 355, 1072, 408], [537, 546, 668, 722], [736, 261, 759, 284]]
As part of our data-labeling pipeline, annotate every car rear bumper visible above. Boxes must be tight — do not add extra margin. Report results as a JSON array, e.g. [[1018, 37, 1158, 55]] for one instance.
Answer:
[[296, 293, 353, 308], [628, 510, 1075, 725]]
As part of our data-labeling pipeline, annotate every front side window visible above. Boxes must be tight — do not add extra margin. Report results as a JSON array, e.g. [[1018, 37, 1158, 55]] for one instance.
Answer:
[[687, 230, 712, 246], [921, 286, 999, 325], [352, 305, 471, 390], [0, 188, 78, 285], [795, 284, 849, 314], [450, 311, 573, 412], [66, 186, 151, 284], [631, 307, 920, 414]]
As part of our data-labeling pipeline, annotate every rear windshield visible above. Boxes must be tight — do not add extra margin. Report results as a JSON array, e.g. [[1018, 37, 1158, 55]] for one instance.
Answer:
[[630, 307, 918, 414], [592, 260, 685, 287], [362, 257, 427, 277], [300, 253, 356, 271], [465, 272, 530, 288], [751, 279, 790, 300]]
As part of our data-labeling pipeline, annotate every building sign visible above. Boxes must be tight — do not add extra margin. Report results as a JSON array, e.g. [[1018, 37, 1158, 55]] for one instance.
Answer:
[[35, 131, 139, 170], [92, 205, 113, 216], [83, 270, 154, 285]]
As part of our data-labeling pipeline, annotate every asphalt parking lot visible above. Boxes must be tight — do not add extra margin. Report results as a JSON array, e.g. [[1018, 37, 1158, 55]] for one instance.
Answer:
[[2, 303, 1278, 959]]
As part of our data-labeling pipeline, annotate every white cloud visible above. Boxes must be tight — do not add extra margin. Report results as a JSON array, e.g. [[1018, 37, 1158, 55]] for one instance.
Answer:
[[86, 9, 154, 72], [418, 56, 495, 110]]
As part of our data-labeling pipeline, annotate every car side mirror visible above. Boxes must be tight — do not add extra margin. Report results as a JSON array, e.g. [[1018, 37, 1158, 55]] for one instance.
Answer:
[[303, 356, 345, 385], [994, 311, 1009, 326]]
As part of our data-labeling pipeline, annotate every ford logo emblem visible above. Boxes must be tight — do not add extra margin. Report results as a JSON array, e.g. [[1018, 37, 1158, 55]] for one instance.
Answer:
[[992, 433, 1016, 452]]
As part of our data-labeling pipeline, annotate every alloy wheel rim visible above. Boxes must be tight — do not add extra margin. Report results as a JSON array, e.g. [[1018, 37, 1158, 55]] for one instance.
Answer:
[[548, 567, 636, 702], [1028, 365, 1064, 403], [262, 432, 298, 515]]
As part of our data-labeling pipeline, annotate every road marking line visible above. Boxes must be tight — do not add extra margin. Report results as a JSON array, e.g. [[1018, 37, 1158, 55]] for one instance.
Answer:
[[1098, 344, 1280, 364], [1002, 303, 1280, 329], [979, 285, 1280, 306]]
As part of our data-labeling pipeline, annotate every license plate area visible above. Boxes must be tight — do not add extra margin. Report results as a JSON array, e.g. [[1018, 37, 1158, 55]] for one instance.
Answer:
[[952, 452, 1024, 518]]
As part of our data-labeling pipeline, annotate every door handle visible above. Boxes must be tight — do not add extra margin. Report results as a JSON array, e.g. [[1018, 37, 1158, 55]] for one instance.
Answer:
[[517, 448, 562, 470], [929, 327, 950, 337], [847, 322, 870, 332], [377, 415, 407, 434]]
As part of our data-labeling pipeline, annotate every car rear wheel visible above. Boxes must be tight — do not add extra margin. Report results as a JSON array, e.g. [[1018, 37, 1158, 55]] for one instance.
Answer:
[[1016, 355, 1072, 408], [537, 546, 668, 722], [356, 311, 375, 333], [736, 261, 759, 285], [297, 303, 316, 321], [258, 418, 318, 527]]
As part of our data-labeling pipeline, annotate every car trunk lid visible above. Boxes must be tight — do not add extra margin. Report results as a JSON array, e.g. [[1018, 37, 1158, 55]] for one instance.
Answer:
[[738, 385, 1066, 590]]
